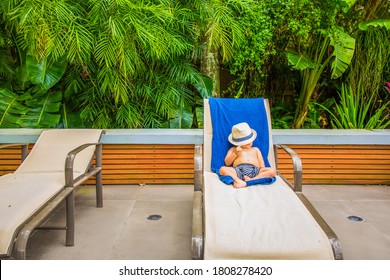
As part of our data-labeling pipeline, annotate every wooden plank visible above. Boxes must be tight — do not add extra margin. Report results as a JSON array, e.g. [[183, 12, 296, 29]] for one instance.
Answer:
[[102, 159, 194, 164], [103, 164, 194, 170], [283, 144, 390, 149], [102, 169, 193, 174], [103, 174, 194, 180], [300, 179, 390, 185], [103, 144, 194, 149], [278, 158, 390, 164], [279, 153, 389, 159], [101, 178, 194, 184], [103, 154, 193, 159], [103, 149, 194, 154], [279, 163, 388, 169]]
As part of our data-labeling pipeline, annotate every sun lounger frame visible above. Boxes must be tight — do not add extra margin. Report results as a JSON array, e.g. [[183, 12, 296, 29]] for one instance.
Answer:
[[0, 136, 103, 260], [191, 99, 343, 260]]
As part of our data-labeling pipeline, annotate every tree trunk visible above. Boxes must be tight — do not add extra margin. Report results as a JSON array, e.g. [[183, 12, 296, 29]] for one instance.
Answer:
[[201, 35, 220, 97]]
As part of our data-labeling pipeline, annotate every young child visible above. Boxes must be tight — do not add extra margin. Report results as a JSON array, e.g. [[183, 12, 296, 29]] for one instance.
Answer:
[[219, 122, 276, 188]]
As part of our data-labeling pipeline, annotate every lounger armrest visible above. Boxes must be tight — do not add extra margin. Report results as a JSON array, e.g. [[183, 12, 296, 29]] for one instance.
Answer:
[[0, 144, 29, 161], [65, 143, 103, 187], [276, 144, 302, 192]]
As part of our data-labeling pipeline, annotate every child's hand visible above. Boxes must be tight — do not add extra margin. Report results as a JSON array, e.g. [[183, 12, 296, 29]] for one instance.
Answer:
[[235, 146, 242, 154]]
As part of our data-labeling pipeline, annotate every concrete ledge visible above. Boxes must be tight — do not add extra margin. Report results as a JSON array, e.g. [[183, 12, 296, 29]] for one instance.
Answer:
[[0, 128, 389, 145], [272, 129, 390, 145]]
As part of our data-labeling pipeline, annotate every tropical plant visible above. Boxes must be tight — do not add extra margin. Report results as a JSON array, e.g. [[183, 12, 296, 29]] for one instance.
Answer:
[[347, 19, 390, 118], [270, 103, 294, 129], [286, 0, 390, 128], [317, 82, 390, 129], [190, 0, 249, 97], [0, 0, 213, 128], [227, 0, 325, 99], [287, 24, 356, 128], [0, 49, 68, 128]]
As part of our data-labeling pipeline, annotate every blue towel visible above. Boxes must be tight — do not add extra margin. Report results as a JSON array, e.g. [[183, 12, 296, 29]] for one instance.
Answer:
[[209, 98, 276, 186]]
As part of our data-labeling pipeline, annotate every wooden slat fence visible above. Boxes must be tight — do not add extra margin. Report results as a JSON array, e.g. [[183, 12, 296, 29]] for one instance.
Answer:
[[100, 144, 194, 185], [277, 145, 390, 185], [1, 144, 389, 185]]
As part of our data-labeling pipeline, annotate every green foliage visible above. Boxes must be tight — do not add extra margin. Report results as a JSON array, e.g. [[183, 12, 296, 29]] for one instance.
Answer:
[[0, 89, 29, 128], [317, 83, 390, 129], [21, 91, 62, 128], [0, 0, 388, 130], [358, 19, 390, 31], [26, 54, 67, 90], [0, 51, 66, 128], [347, 25, 390, 115], [0, 88, 64, 128], [286, 52, 315, 71], [329, 26, 355, 79], [270, 104, 294, 129], [226, 0, 326, 97], [288, 26, 355, 128], [270, 99, 328, 129], [0, 0, 213, 128]]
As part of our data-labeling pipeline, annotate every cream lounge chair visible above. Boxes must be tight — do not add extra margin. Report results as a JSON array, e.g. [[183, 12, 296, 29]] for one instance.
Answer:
[[0, 129, 104, 259], [192, 98, 342, 260]]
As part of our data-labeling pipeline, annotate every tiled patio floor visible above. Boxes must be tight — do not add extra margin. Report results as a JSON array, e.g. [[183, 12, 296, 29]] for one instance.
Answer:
[[25, 184, 390, 260]]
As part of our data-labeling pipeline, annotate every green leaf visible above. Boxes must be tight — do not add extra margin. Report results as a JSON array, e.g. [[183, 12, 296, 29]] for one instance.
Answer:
[[285, 51, 315, 71], [164, 107, 193, 129], [26, 54, 67, 90], [59, 102, 83, 128], [359, 20, 390, 31], [341, 0, 358, 13], [0, 89, 29, 128], [329, 27, 355, 79], [20, 91, 62, 128], [193, 74, 213, 99]]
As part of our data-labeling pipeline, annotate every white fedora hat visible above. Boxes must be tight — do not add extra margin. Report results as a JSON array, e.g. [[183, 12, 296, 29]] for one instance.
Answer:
[[228, 122, 257, 146]]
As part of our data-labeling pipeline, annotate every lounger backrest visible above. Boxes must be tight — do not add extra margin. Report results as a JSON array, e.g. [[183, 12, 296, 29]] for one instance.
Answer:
[[203, 99, 213, 172], [203, 99, 276, 172], [15, 129, 103, 175], [263, 99, 276, 169]]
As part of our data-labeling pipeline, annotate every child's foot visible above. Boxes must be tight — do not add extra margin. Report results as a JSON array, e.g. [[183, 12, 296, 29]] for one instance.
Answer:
[[233, 179, 247, 188], [243, 175, 251, 181]]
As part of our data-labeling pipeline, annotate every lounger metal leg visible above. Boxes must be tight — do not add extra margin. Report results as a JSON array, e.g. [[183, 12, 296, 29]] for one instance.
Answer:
[[66, 190, 75, 246], [14, 228, 31, 259], [192, 144, 204, 259], [191, 191, 204, 260], [21, 145, 28, 161], [95, 144, 103, 208]]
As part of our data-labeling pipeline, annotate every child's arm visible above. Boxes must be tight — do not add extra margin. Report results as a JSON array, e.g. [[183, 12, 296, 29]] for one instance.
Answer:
[[256, 148, 266, 168], [224, 147, 240, 166]]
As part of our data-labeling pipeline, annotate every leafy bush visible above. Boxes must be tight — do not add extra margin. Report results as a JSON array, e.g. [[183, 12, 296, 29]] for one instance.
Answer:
[[317, 83, 390, 129]]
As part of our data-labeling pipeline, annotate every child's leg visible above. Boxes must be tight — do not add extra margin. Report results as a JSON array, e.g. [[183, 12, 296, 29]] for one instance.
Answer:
[[244, 167, 276, 181], [219, 166, 247, 188]]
